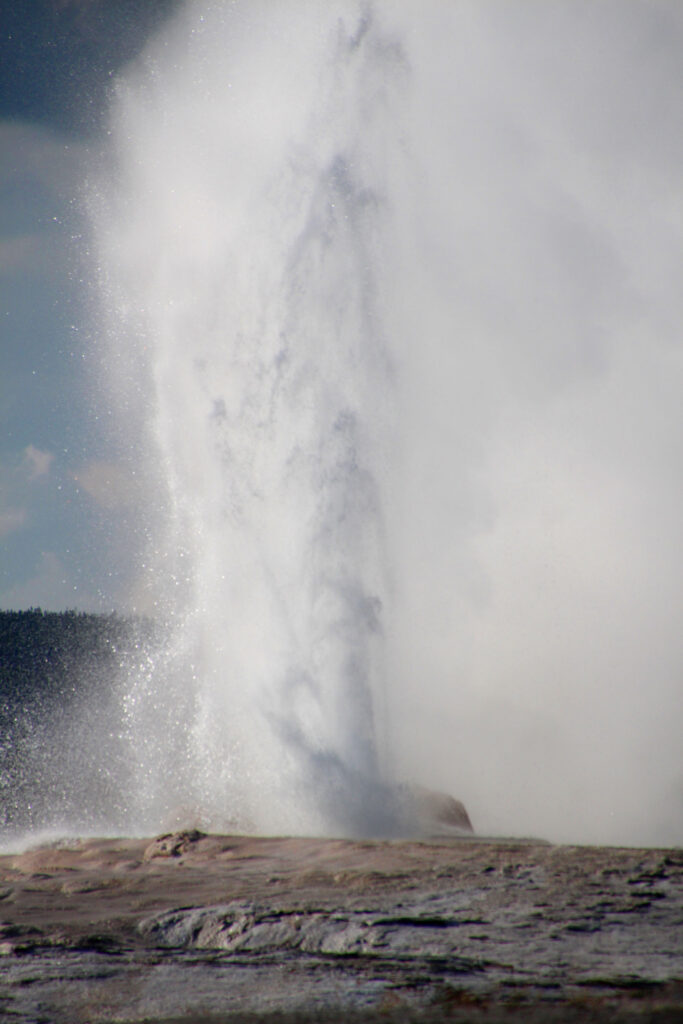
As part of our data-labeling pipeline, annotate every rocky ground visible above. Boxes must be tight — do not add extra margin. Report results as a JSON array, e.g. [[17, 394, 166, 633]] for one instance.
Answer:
[[0, 830, 681, 1022]]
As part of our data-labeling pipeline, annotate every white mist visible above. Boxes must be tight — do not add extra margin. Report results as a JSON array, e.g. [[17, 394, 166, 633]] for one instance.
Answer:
[[92, 1, 683, 845]]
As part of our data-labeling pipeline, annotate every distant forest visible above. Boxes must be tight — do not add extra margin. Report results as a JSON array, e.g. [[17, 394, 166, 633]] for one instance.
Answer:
[[0, 608, 156, 706], [0, 609, 159, 833]]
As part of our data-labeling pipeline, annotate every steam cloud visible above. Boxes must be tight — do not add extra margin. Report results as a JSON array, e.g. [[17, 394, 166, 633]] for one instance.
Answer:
[[91, 1, 682, 844]]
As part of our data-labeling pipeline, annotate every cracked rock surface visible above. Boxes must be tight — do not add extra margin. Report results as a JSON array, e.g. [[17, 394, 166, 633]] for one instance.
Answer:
[[0, 832, 681, 1022]]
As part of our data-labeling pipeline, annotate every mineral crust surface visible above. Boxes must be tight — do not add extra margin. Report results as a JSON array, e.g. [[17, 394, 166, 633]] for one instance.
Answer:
[[0, 831, 681, 1022]]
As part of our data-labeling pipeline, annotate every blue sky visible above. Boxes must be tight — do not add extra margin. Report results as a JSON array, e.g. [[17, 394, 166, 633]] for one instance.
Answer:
[[1, 1, 178, 610]]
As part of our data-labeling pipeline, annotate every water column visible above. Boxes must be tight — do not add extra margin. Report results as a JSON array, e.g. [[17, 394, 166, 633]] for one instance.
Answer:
[[94, 2, 407, 834]]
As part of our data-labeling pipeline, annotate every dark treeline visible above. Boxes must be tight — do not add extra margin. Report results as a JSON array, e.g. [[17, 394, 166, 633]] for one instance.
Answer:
[[0, 608, 156, 708], [0, 609, 160, 835]]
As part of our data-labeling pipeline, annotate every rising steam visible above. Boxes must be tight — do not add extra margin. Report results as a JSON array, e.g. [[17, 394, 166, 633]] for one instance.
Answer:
[[86, 0, 683, 844]]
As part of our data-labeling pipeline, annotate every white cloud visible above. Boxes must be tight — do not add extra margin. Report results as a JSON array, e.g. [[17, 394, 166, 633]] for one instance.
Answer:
[[22, 444, 54, 480], [0, 234, 48, 273], [0, 120, 89, 194], [0, 505, 26, 539], [72, 460, 145, 509], [0, 551, 67, 611], [0, 119, 91, 278]]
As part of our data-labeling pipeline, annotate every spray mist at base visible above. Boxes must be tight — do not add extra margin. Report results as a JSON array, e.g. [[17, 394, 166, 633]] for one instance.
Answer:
[[82, 0, 683, 846]]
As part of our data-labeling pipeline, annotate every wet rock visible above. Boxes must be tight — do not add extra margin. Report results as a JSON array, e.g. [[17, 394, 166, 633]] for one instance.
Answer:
[[0, 834, 681, 1022], [143, 829, 207, 860]]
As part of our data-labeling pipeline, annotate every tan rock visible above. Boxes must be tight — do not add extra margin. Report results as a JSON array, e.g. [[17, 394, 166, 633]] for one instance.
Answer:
[[143, 829, 207, 861], [407, 783, 474, 833]]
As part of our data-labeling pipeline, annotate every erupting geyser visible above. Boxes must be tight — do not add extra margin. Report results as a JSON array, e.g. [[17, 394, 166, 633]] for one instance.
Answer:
[[92, 2, 410, 836], [82, 0, 682, 845]]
